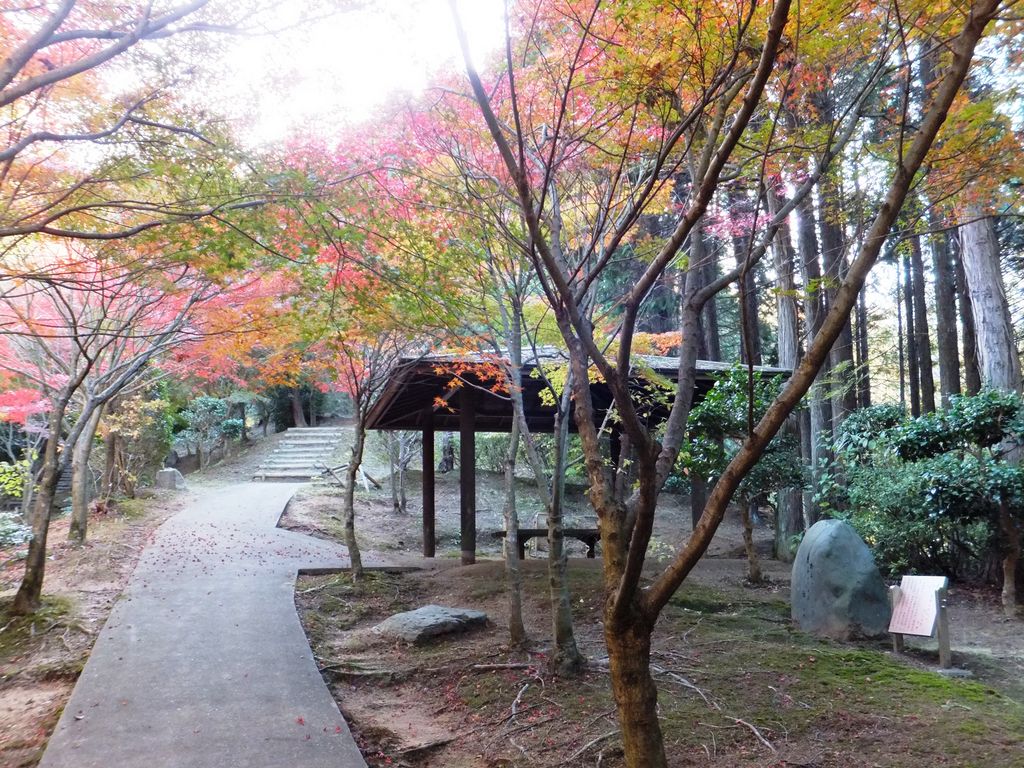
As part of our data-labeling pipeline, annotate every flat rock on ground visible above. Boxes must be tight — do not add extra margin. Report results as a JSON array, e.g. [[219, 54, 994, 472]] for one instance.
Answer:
[[374, 605, 488, 644]]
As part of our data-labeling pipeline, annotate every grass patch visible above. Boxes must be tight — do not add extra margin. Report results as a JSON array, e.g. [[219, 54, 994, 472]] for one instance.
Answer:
[[0, 595, 74, 662], [654, 594, 1024, 764], [113, 498, 147, 519]]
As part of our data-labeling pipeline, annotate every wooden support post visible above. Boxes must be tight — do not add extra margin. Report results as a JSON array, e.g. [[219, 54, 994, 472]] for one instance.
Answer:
[[889, 585, 905, 652], [937, 587, 951, 669], [460, 388, 476, 565], [422, 420, 435, 558]]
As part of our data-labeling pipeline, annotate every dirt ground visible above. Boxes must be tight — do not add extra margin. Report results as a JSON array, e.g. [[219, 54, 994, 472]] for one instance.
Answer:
[[2, 426, 1021, 767], [287, 431, 1024, 768]]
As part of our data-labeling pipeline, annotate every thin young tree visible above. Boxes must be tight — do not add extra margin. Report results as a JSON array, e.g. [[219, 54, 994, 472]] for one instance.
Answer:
[[449, 1, 1006, 764]]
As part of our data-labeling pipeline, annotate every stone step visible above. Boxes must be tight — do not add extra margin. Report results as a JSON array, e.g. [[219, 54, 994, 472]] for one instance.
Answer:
[[271, 447, 337, 455], [252, 472, 318, 482], [254, 427, 347, 482], [257, 465, 328, 473], [268, 450, 335, 456]]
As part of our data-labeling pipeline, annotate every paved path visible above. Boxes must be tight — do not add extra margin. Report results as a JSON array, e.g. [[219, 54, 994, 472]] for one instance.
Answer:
[[40, 483, 367, 768]]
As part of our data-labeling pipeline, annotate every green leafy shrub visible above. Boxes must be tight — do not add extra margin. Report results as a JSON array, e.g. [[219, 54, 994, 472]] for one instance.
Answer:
[[0, 456, 31, 499], [826, 391, 1023, 582], [221, 418, 244, 441], [0, 511, 31, 546], [181, 396, 228, 446], [678, 364, 806, 502]]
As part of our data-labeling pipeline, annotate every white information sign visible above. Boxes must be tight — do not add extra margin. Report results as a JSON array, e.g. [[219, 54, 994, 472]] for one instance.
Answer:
[[888, 575, 948, 637]]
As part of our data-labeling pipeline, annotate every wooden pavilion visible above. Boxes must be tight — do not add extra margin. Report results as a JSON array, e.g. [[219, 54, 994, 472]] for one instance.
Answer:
[[363, 351, 788, 564]]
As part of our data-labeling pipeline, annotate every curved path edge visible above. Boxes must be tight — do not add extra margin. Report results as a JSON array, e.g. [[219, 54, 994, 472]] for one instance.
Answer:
[[39, 482, 367, 768]]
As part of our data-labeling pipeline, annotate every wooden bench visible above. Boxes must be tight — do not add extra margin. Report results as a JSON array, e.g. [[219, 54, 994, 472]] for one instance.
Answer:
[[492, 528, 601, 559]]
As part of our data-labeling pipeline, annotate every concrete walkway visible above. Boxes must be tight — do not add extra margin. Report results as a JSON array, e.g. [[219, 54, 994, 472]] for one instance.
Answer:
[[40, 483, 367, 768]]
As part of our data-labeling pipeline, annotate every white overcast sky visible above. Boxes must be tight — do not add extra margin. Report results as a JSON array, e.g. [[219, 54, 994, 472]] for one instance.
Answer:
[[217, 0, 505, 146]]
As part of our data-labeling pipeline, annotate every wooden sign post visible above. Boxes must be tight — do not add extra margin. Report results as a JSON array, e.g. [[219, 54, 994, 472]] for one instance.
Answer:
[[888, 575, 951, 668]]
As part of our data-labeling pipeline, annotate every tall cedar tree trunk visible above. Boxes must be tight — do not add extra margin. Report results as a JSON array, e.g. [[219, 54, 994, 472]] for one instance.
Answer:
[[796, 188, 832, 521], [735, 193, 764, 583], [953, 238, 983, 394], [920, 50, 962, 407], [342, 418, 366, 578], [931, 227, 962, 405], [690, 218, 718, 527], [903, 252, 922, 416], [291, 387, 307, 428], [960, 212, 1022, 614], [69, 407, 103, 544], [910, 234, 937, 412], [454, 3, 998, 763], [897, 266, 907, 405], [769, 189, 804, 559], [819, 169, 858, 422], [855, 289, 872, 407], [503, 421, 527, 647], [698, 224, 722, 362]]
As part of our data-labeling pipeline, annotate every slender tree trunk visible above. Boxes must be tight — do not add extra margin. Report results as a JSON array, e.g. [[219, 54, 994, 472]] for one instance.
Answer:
[[740, 501, 763, 582], [931, 229, 961, 406], [998, 500, 1019, 612], [910, 234, 936, 412], [503, 421, 527, 647], [69, 407, 102, 544], [693, 219, 721, 361], [605, 608, 665, 768], [896, 267, 907, 406], [13, 404, 68, 613], [739, 267, 761, 365], [820, 172, 857, 422], [342, 418, 366, 578], [548, 387, 585, 676], [919, 48, 962, 408], [855, 288, 872, 407], [770, 189, 805, 551], [796, 190, 832, 521], [903, 252, 922, 416], [388, 432, 400, 513], [953, 238, 982, 394], [291, 387, 307, 428], [397, 436, 409, 514], [960, 211, 1022, 614], [102, 430, 119, 498]]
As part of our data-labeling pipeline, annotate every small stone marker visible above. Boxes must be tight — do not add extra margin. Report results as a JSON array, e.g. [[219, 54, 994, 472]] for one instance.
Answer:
[[155, 467, 186, 490], [373, 605, 488, 645], [889, 575, 951, 668]]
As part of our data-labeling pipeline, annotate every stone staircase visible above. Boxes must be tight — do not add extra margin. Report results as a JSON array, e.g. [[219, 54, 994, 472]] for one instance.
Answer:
[[252, 427, 347, 482]]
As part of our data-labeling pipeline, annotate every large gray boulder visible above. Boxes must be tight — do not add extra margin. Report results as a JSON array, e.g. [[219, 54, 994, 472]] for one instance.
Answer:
[[374, 605, 488, 645], [791, 520, 890, 639], [155, 468, 186, 490]]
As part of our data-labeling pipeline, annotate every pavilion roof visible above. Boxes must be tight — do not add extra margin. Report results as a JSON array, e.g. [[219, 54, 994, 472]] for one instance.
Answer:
[[364, 349, 789, 433]]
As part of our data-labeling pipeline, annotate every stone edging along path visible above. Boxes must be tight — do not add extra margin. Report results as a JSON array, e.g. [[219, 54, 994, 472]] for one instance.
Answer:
[[39, 482, 367, 768]]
